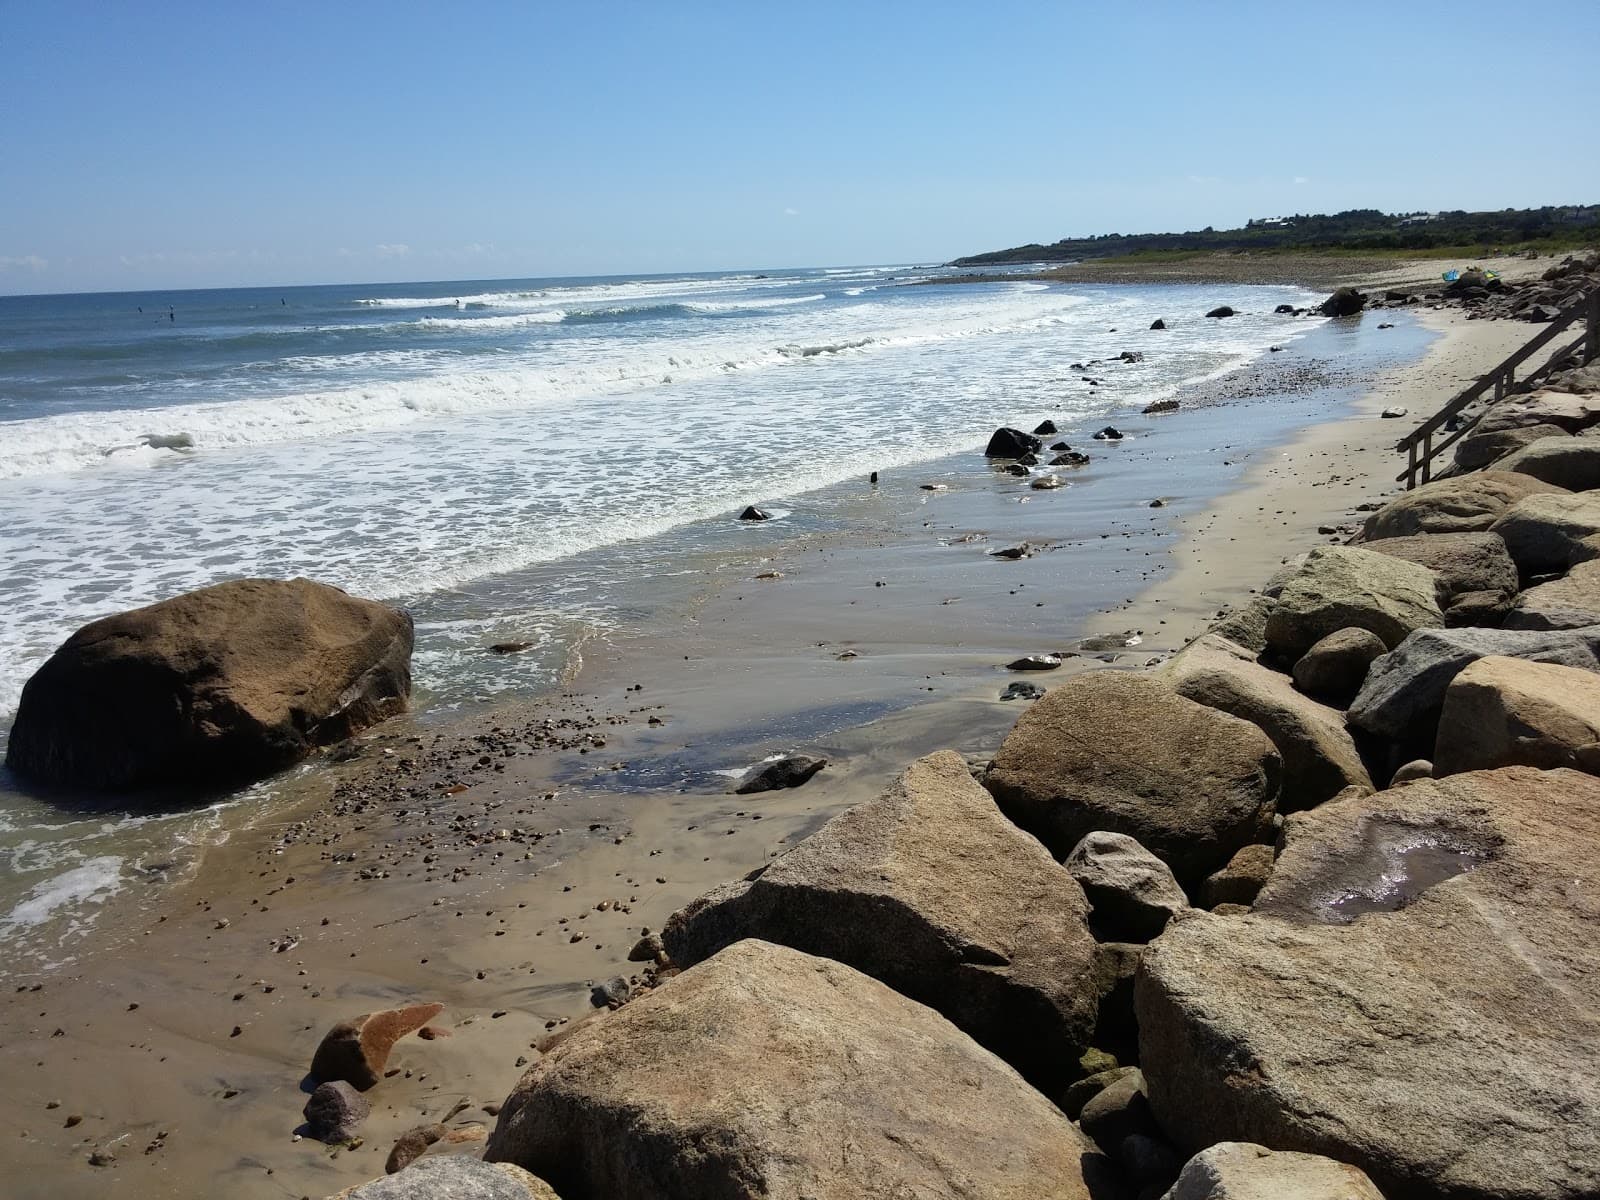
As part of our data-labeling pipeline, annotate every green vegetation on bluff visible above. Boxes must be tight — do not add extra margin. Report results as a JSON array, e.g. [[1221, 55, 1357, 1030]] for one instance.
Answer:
[[952, 206, 1600, 266]]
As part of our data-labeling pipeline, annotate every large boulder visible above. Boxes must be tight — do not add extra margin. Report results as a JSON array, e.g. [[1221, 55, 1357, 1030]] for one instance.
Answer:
[[1347, 624, 1600, 744], [1505, 558, 1600, 629], [985, 671, 1281, 885], [1158, 1142, 1384, 1200], [1494, 432, 1600, 491], [662, 752, 1099, 1082], [5, 578, 412, 791], [1137, 768, 1600, 1200], [1469, 388, 1600, 435], [1362, 531, 1520, 626], [1064, 831, 1187, 942], [1290, 627, 1387, 706], [1263, 547, 1443, 660], [1210, 595, 1277, 654], [333, 1157, 560, 1200], [1434, 656, 1600, 775], [1317, 287, 1365, 318], [1490, 491, 1600, 574], [1162, 634, 1372, 809], [1545, 362, 1600, 394], [485, 939, 1115, 1200], [986, 427, 1043, 457], [1359, 472, 1567, 540], [1452, 422, 1569, 472]]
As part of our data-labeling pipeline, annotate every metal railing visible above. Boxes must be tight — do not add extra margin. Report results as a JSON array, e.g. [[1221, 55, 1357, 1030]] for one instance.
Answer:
[[1395, 288, 1600, 489]]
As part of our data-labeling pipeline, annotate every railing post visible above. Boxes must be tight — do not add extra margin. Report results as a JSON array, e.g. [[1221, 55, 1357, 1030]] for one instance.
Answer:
[[1407, 441, 1418, 491], [1587, 290, 1599, 366], [1422, 433, 1433, 485]]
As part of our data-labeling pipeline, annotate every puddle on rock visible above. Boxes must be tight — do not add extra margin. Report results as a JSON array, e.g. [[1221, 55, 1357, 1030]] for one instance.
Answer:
[[1256, 817, 1496, 924]]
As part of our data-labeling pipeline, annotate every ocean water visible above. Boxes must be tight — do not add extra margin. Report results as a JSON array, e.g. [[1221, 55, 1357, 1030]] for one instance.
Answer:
[[0, 264, 1324, 965]]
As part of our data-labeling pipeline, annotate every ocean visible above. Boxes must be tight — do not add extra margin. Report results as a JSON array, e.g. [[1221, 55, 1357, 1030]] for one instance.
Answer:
[[0, 264, 1327, 966]]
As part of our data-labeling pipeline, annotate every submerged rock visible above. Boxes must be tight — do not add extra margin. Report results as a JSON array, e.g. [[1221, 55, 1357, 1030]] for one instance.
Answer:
[[485, 939, 1115, 1199], [663, 752, 1100, 1082], [985, 427, 1044, 457], [4, 578, 412, 791], [737, 505, 771, 521], [1317, 287, 1366, 317], [732, 753, 825, 794], [1205, 306, 1235, 319], [1137, 768, 1600, 1200]]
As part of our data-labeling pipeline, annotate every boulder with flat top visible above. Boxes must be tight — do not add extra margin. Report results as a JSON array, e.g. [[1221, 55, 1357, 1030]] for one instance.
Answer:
[[662, 752, 1100, 1083], [985, 670, 1280, 885], [1359, 471, 1567, 541], [4, 578, 412, 792], [1469, 388, 1600, 435], [1434, 655, 1600, 775], [1157, 1142, 1385, 1200], [1490, 490, 1600, 574], [1362, 531, 1519, 626], [485, 939, 1116, 1200], [1137, 767, 1600, 1200], [1453, 422, 1569, 472], [1495, 432, 1600, 492]]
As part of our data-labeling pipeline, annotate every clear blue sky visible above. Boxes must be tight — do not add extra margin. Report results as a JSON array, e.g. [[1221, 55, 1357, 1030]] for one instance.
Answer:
[[3, 0, 1597, 294]]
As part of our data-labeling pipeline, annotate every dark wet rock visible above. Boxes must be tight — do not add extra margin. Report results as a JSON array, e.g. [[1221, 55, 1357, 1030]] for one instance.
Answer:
[[1164, 633, 1373, 809], [1018, 451, 1039, 466], [490, 641, 534, 655], [1033, 420, 1058, 435], [1050, 451, 1091, 467], [1317, 287, 1366, 318], [1290, 627, 1386, 706], [1198, 844, 1276, 909], [1030, 474, 1065, 490], [1092, 426, 1124, 441], [4, 578, 412, 792], [1142, 399, 1179, 414], [1007, 654, 1062, 671], [1157, 1142, 1385, 1200], [1050, 440, 1070, 451], [1348, 624, 1600, 745], [1118, 351, 1144, 363], [1205, 306, 1235, 319], [1490, 491, 1600, 574], [485, 939, 1115, 1199], [1360, 472, 1568, 540], [732, 753, 825, 794], [1273, 304, 1297, 314], [1435, 656, 1600, 776], [1137, 768, 1600, 1200], [662, 753, 1100, 1083], [1064, 831, 1187, 942], [985, 670, 1280, 885], [737, 505, 771, 521], [311, 1004, 445, 1091], [1001, 680, 1044, 701], [1002, 462, 1031, 477], [1264, 546, 1443, 660], [990, 545, 1031, 560], [1505, 559, 1600, 629], [304, 1080, 370, 1143], [337, 1157, 560, 1199], [1363, 531, 1519, 627], [1150, 318, 1166, 330], [985, 427, 1044, 457]]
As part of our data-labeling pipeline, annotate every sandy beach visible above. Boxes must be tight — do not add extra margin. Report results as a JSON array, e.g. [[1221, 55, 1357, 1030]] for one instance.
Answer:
[[0, 266, 1567, 1198]]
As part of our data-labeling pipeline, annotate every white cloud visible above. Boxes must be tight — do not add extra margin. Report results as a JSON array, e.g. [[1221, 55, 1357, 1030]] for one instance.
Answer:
[[1293, 175, 1310, 185], [0, 254, 46, 272], [783, 207, 800, 216], [375, 243, 411, 259]]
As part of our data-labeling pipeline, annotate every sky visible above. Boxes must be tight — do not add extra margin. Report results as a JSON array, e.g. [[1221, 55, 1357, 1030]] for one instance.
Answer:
[[3, 0, 1598, 294]]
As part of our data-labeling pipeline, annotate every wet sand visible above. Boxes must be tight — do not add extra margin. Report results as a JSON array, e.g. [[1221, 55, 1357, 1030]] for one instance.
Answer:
[[0, 294, 1538, 1198]]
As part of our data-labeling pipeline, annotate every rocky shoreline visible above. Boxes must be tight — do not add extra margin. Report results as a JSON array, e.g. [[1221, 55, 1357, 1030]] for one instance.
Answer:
[[4, 258, 1598, 1199]]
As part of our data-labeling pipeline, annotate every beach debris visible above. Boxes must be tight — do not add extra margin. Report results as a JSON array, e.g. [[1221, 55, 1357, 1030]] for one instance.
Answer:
[[310, 1002, 445, 1091], [984, 427, 1043, 457], [1093, 426, 1125, 441], [4, 578, 412, 792], [490, 641, 534, 654], [1001, 681, 1045, 701], [1142, 399, 1179, 415], [989, 545, 1032, 560], [1149, 319, 1166, 330], [1030, 475, 1064, 490], [918, 482, 948, 491], [303, 1080, 371, 1144], [385, 1122, 447, 1174], [733, 753, 826, 795], [738, 505, 771, 521], [1205, 306, 1236, 319], [1007, 654, 1063, 672], [87, 1150, 116, 1168], [1032, 419, 1058, 435]]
